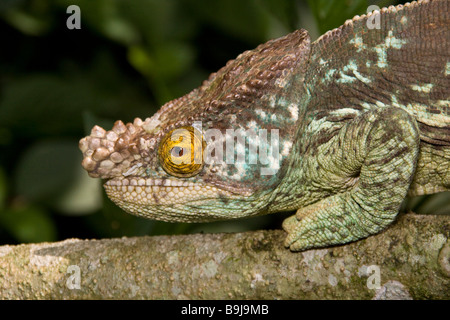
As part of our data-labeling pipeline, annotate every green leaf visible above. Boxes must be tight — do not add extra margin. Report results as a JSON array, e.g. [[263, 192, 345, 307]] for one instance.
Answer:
[[0, 205, 56, 243], [128, 45, 154, 79], [118, 0, 196, 44], [128, 42, 194, 80], [0, 74, 96, 137], [15, 140, 80, 202], [306, 0, 401, 35], [1, 5, 51, 36], [128, 43, 196, 104], [53, 164, 103, 216], [184, 0, 270, 42]]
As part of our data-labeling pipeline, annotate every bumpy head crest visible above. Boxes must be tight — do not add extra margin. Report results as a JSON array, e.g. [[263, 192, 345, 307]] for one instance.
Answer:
[[79, 117, 153, 179]]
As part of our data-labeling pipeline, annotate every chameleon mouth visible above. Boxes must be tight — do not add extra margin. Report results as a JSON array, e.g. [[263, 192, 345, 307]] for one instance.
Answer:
[[103, 177, 233, 206]]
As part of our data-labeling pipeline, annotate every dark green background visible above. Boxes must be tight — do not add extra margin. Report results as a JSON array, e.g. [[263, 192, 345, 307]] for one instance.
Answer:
[[0, 0, 448, 245]]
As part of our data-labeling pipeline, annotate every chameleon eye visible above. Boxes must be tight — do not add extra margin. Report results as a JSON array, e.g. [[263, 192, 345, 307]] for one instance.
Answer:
[[158, 126, 205, 177], [171, 146, 184, 157]]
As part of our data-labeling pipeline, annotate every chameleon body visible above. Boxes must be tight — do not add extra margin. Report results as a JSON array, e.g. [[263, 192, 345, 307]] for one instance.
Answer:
[[80, 0, 449, 251]]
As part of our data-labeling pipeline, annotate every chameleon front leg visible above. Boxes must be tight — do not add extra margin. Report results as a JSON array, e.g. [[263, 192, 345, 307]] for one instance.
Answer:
[[283, 107, 420, 251]]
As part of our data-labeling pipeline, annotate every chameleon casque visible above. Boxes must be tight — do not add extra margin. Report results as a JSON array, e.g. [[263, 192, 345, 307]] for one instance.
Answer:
[[79, 0, 449, 251]]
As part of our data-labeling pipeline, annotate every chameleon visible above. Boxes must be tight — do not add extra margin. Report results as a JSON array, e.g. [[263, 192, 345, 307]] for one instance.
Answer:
[[79, 0, 449, 251]]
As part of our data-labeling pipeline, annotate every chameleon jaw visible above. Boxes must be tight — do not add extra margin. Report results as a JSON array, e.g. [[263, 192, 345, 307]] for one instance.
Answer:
[[102, 176, 258, 222], [103, 176, 236, 208]]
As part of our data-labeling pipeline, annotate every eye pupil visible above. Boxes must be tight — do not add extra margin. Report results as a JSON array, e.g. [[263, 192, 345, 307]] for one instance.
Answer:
[[171, 146, 183, 157]]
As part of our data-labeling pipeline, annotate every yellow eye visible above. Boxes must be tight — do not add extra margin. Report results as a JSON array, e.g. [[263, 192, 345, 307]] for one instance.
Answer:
[[158, 126, 205, 177]]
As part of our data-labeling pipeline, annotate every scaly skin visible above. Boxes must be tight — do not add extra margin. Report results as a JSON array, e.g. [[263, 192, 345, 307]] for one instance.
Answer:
[[79, 0, 449, 251]]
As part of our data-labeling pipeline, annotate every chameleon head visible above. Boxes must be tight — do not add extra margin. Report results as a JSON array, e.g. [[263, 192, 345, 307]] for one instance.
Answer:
[[79, 29, 311, 222]]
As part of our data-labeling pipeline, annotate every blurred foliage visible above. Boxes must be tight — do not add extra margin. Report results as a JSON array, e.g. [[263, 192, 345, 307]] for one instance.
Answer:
[[0, 0, 447, 245], [306, 0, 394, 34]]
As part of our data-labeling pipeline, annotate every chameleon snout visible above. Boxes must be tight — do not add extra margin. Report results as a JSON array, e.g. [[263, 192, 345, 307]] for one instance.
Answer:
[[79, 118, 148, 179]]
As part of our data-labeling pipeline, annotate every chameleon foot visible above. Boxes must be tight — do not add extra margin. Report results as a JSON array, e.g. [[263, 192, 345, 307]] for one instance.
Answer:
[[283, 107, 421, 251], [283, 194, 386, 251]]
